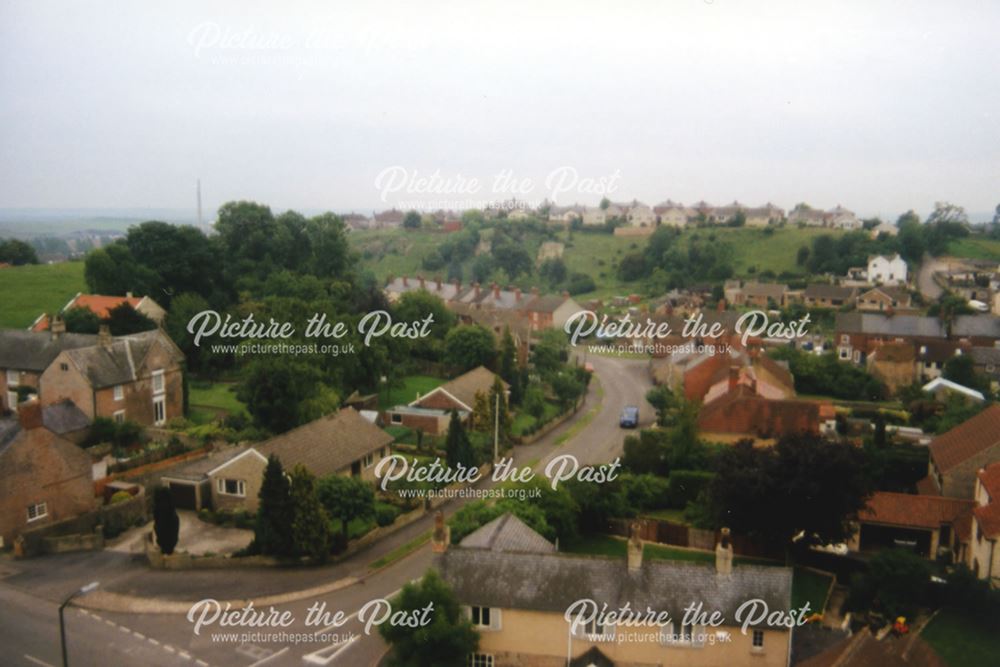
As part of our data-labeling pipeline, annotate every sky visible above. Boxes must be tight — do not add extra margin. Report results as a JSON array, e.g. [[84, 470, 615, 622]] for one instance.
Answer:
[[0, 0, 998, 221]]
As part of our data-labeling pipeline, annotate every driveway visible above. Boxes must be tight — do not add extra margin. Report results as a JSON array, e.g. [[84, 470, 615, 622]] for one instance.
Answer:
[[108, 511, 252, 556]]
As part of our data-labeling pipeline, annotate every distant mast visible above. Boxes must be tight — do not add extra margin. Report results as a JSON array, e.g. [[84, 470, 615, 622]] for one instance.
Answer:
[[196, 178, 203, 226]]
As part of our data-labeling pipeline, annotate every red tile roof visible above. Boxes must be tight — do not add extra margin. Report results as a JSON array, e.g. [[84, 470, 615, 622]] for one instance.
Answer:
[[929, 404, 1000, 473], [860, 491, 973, 530], [32, 294, 144, 331]]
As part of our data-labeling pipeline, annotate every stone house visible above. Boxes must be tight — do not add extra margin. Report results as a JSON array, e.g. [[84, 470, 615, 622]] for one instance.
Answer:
[[923, 405, 1000, 498], [968, 463, 1000, 585], [0, 401, 95, 546], [29, 292, 166, 332], [866, 342, 916, 395], [206, 408, 394, 513], [435, 514, 794, 667], [0, 321, 100, 413]]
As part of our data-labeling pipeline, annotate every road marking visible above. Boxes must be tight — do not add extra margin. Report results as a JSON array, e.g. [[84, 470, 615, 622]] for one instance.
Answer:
[[195, 661, 209, 667], [178, 650, 192, 660], [302, 636, 358, 666], [163, 644, 175, 654], [133, 631, 145, 640], [119, 625, 130, 633], [148, 638, 160, 646], [23, 655, 54, 667], [246, 647, 288, 667], [104, 619, 116, 627]]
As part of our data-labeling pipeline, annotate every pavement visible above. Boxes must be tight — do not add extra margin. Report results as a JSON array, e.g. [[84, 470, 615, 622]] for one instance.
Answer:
[[0, 354, 653, 667]]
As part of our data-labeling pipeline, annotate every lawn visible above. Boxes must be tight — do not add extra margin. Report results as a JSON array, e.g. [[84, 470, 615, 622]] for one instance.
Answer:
[[791, 568, 833, 614], [0, 261, 86, 328], [379, 375, 446, 409], [947, 236, 1000, 262], [188, 382, 247, 424], [922, 608, 1000, 667]]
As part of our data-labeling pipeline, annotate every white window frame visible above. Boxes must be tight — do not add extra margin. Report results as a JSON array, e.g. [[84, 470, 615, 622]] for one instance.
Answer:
[[752, 628, 765, 651], [153, 396, 166, 425], [27, 502, 48, 522], [113, 384, 124, 401], [6, 369, 19, 387], [113, 409, 126, 424], [467, 654, 494, 667], [571, 616, 614, 641], [151, 369, 165, 395], [216, 478, 246, 497], [363, 452, 375, 468]]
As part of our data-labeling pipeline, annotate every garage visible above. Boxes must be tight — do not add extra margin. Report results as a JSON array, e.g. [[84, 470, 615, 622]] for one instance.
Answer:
[[166, 480, 199, 511]]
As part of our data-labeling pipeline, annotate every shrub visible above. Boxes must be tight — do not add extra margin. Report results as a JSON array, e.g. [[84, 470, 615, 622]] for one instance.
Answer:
[[110, 490, 133, 505], [375, 503, 400, 527], [667, 470, 715, 509]]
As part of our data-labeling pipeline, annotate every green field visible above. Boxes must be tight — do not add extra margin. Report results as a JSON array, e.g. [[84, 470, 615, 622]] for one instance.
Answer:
[[947, 236, 1000, 262], [0, 261, 86, 328], [188, 381, 247, 423], [922, 608, 1000, 667], [379, 375, 446, 409]]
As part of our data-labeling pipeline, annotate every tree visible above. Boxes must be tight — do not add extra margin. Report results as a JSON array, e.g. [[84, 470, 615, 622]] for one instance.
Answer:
[[551, 369, 585, 410], [539, 258, 567, 286], [444, 410, 476, 469], [379, 570, 479, 667], [305, 213, 353, 279], [443, 325, 496, 372], [645, 384, 676, 427], [522, 384, 546, 420], [795, 246, 809, 266], [62, 306, 102, 334], [153, 487, 180, 555], [846, 549, 931, 619], [394, 290, 455, 362], [125, 221, 220, 306], [106, 302, 157, 335], [165, 292, 212, 372], [316, 474, 375, 550], [84, 242, 158, 296], [238, 357, 332, 433], [255, 455, 294, 556], [403, 210, 422, 229], [530, 329, 567, 380], [943, 354, 990, 395], [289, 466, 331, 561], [0, 238, 39, 265]]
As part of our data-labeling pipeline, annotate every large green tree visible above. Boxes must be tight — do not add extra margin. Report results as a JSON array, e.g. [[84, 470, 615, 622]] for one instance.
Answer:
[[444, 410, 476, 469], [316, 475, 375, 549], [444, 325, 496, 371], [0, 238, 39, 265], [153, 487, 180, 555]]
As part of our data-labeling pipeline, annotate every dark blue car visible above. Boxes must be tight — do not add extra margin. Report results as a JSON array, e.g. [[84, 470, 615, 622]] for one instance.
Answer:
[[619, 405, 639, 428]]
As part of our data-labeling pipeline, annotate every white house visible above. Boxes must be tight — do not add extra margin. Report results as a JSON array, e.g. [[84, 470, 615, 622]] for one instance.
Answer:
[[626, 202, 657, 227], [581, 207, 607, 226], [867, 254, 908, 286]]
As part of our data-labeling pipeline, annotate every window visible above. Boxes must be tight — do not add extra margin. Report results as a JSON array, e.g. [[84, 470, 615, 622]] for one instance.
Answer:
[[470, 606, 491, 627], [6, 390, 16, 410], [391, 413, 402, 424], [216, 478, 246, 497], [113, 410, 125, 424], [6, 369, 18, 386], [27, 502, 48, 522], [60, 363, 69, 371], [467, 654, 493, 667], [113, 384, 124, 401], [153, 396, 166, 425], [152, 369, 165, 394], [752, 629, 765, 650], [379, 447, 387, 458], [363, 452, 375, 468]]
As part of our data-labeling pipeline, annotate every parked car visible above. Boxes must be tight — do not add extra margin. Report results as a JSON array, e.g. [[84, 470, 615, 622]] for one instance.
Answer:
[[619, 405, 639, 428]]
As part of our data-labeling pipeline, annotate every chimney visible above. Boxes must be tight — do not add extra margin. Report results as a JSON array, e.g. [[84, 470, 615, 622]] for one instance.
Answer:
[[126, 291, 133, 299], [473, 282, 481, 298], [18, 399, 43, 430], [453, 279, 461, 294], [728, 366, 740, 392], [492, 283, 500, 299], [627, 521, 643, 572], [562, 290, 570, 299], [50, 315, 66, 340], [514, 288, 522, 302], [716, 528, 733, 575], [431, 511, 450, 553], [98, 324, 112, 349], [717, 298, 726, 312]]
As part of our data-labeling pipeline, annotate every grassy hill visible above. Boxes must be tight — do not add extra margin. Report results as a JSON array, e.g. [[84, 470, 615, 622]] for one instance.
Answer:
[[0, 261, 86, 329]]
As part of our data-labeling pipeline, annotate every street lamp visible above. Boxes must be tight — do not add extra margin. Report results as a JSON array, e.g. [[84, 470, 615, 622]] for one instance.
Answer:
[[60, 581, 99, 667]]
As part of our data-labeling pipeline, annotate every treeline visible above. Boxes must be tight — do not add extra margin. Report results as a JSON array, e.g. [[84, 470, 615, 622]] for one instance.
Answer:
[[0, 238, 38, 265]]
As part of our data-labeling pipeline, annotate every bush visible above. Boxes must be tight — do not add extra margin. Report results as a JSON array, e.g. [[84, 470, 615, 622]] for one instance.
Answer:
[[110, 490, 133, 505], [667, 470, 715, 509], [621, 474, 670, 511], [375, 503, 400, 527]]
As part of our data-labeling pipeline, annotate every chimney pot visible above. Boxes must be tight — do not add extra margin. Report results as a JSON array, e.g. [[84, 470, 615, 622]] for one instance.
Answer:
[[18, 399, 43, 430], [431, 511, 450, 553], [98, 324, 112, 348], [627, 521, 643, 572], [716, 527, 733, 575], [50, 315, 66, 339]]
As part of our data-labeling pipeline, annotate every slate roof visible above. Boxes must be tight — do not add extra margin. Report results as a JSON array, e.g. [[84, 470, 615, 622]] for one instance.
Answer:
[[519, 294, 572, 314], [459, 513, 556, 554], [436, 547, 793, 630], [256, 408, 393, 477], [929, 404, 1000, 473], [416, 366, 507, 411], [0, 330, 103, 372], [859, 491, 973, 530], [42, 400, 91, 435], [834, 313, 946, 338], [969, 346, 1000, 368], [742, 282, 788, 300], [803, 284, 856, 300], [63, 330, 179, 388], [953, 315, 1000, 339]]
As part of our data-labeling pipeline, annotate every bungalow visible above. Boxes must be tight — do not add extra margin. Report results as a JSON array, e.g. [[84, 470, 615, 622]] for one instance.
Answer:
[[922, 405, 1000, 498], [0, 400, 96, 546], [849, 491, 973, 562], [205, 408, 394, 513], [738, 282, 788, 309], [856, 286, 912, 312], [435, 514, 793, 667], [802, 284, 857, 309], [968, 463, 1000, 584], [387, 366, 508, 434]]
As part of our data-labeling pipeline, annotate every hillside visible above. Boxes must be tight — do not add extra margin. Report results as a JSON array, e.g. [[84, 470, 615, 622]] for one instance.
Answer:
[[0, 261, 86, 328]]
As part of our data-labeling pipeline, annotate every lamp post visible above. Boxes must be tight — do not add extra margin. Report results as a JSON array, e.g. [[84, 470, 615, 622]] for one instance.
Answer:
[[60, 581, 99, 667]]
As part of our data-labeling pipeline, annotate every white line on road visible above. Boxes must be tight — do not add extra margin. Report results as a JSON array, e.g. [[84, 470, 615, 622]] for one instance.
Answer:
[[178, 650, 192, 660], [246, 646, 288, 667], [302, 636, 359, 666], [163, 644, 175, 654], [148, 638, 160, 646], [195, 660, 209, 667], [23, 655, 54, 667], [133, 631, 145, 640]]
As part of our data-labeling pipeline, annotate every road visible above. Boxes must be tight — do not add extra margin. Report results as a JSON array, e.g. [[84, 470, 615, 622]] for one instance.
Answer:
[[0, 354, 652, 667], [916, 253, 947, 301]]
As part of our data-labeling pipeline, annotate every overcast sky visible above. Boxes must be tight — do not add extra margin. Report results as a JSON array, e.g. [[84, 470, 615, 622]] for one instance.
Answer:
[[1, 0, 997, 220]]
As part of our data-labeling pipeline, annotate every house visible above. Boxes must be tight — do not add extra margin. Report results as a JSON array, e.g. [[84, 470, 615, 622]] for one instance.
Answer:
[[387, 366, 508, 434], [849, 491, 973, 562], [866, 254, 908, 286], [654, 201, 692, 227], [968, 463, 1000, 584], [869, 220, 899, 238], [581, 207, 607, 226], [205, 408, 394, 512], [744, 203, 784, 227], [916, 341, 966, 381], [866, 342, 917, 395], [373, 209, 405, 228], [923, 405, 1000, 498], [29, 292, 166, 332], [802, 284, 857, 309], [435, 515, 793, 667], [160, 445, 252, 511], [834, 313, 948, 365], [341, 213, 372, 230], [517, 292, 584, 332], [547, 205, 586, 225], [826, 205, 861, 230], [736, 282, 788, 309], [38, 327, 184, 427], [0, 400, 96, 546], [787, 204, 827, 226], [969, 346, 1000, 390], [626, 202, 657, 227], [697, 386, 828, 439], [856, 286, 912, 312]]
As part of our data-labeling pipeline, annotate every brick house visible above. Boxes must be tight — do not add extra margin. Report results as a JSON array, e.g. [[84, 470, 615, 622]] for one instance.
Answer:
[[849, 491, 973, 562], [737, 282, 788, 309], [387, 366, 509, 434], [0, 401, 95, 546], [697, 386, 827, 439], [922, 405, 1000, 498], [835, 313, 948, 365], [969, 463, 1000, 584], [866, 342, 917, 395], [856, 286, 913, 312], [206, 408, 394, 513], [38, 327, 184, 427], [802, 284, 857, 309]]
